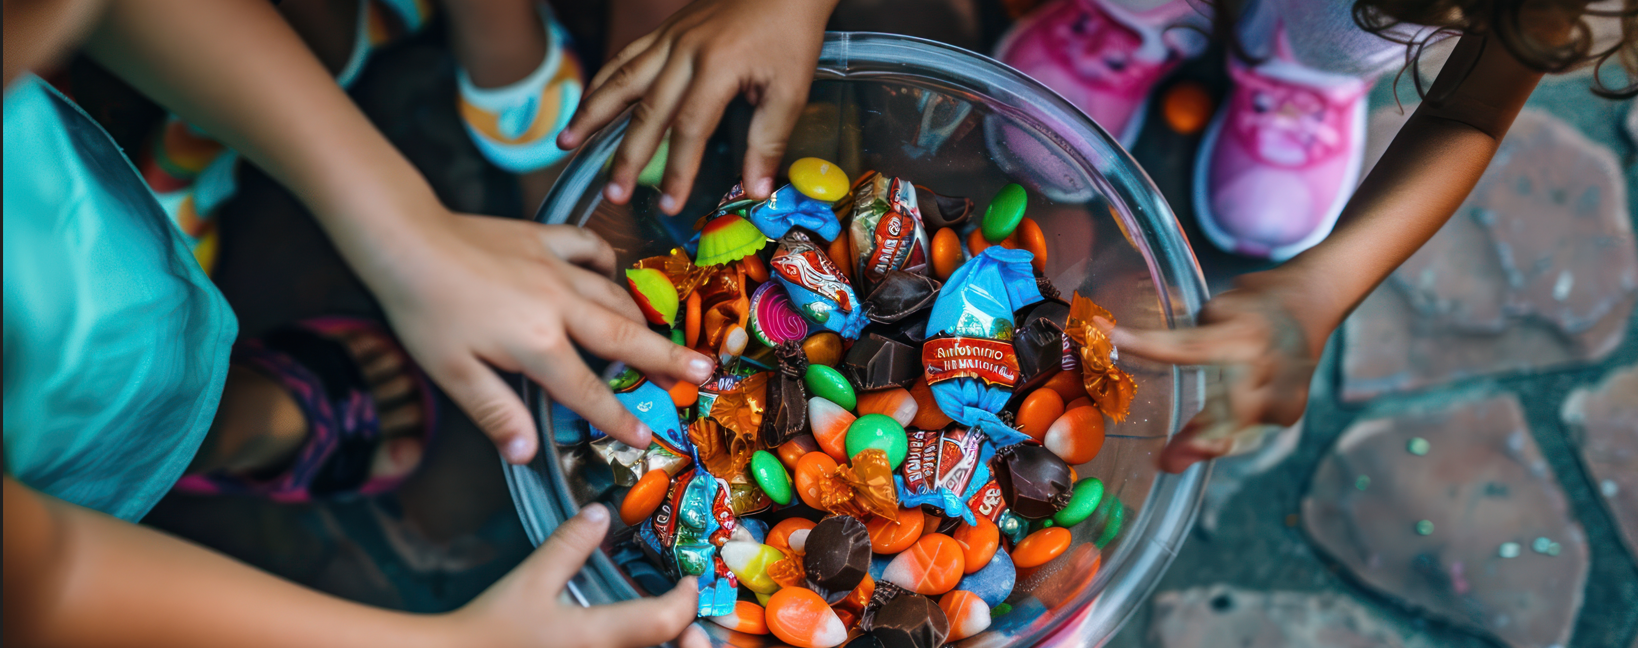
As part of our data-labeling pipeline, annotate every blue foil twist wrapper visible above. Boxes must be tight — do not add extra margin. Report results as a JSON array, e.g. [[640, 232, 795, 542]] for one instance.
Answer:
[[922, 247, 1043, 425], [748, 184, 842, 242], [895, 418, 1031, 524], [770, 231, 869, 339], [588, 375, 690, 454]]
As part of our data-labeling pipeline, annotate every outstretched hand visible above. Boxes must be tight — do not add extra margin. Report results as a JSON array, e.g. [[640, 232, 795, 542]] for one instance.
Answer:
[[1108, 282, 1319, 473], [556, 0, 837, 213]]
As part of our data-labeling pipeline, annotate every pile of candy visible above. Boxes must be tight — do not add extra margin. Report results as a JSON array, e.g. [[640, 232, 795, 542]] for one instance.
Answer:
[[595, 158, 1137, 648]]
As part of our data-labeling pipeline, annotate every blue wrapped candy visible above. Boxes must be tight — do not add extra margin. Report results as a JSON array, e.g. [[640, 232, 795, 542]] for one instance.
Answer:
[[921, 247, 1043, 425], [748, 184, 842, 242], [588, 369, 689, 454], [770, 230, 868, 339]]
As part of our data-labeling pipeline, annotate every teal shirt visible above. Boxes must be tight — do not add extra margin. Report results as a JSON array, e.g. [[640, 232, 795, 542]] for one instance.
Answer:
[[3, 76, 238, 521]]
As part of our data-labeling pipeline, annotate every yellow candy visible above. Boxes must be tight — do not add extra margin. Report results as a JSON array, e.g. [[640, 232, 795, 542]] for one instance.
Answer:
[[789, 157, 850, 202], [721, 541, 788, 594]]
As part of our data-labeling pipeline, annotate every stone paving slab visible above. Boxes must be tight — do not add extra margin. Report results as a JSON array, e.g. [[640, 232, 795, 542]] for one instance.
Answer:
[[1563, 364, 1638, 563], [1342, 108, 1635, 401], [1148, 585, 1437, 648], [1303, 395, 1588, 648]]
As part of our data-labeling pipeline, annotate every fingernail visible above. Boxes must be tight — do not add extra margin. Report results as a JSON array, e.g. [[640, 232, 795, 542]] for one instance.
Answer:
[[632, 423, 652, 446], [505, 436, 532, 463], [754, 177, 774, 198], [688, 356, 714, 381], [581, 502, 609, 523], [659, 193, 678, 214], [605, 183, 628, 203]]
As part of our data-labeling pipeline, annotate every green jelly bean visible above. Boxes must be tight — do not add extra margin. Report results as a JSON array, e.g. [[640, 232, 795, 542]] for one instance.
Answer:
[[806, 363, 856, 410], [750, 450, 793, 506], [845, 413, 908, 469], [982, 183, 1027, 243], [1093, 498, 1125, 549], [1052, 478, 1105, 527]]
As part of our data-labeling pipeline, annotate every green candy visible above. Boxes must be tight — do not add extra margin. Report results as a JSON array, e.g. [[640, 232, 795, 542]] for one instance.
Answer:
[[1093, 497, 1125, 549], [805, 364, 856, 410], [1052, 478, 1105, 527], [846, 413, 908, 469], [750, 450, 793, 506], [982, 183, 1027, 243]]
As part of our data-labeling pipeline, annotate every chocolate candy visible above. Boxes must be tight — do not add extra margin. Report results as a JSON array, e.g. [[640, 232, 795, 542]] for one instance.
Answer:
[[991, 444, 1073, 520], [863, 271, 940, 324], [620, 469, 673, 526], [804, 515, 872, 602], [868, 590, 950, 648], [913, 185, 974, 230], [772, 231, 868, 339], [761, 342, 810, 447], [849, 172, 931, 291], [842, 334, 921, 392], [748, 183, 844, 241], [922, 247, 1042, 426], [1066, 291, 1137, 422], [1012, 300, 1071, 397]]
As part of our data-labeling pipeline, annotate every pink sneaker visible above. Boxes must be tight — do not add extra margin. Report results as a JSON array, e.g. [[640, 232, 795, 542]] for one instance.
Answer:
[[996, 0, 1199, 147], [1192, 35, 1369, 261]]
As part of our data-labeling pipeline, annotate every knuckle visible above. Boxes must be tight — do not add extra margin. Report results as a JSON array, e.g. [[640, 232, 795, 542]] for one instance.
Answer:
[[534, 328, 573, 357], [629, 100, 659, 126]]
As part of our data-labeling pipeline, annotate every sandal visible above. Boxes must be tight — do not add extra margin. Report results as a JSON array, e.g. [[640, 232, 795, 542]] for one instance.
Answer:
[[174, 317, 437, 502]]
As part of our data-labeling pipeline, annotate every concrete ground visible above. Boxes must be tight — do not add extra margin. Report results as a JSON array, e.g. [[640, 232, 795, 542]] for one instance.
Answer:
[[62, 1, 1634, 645]]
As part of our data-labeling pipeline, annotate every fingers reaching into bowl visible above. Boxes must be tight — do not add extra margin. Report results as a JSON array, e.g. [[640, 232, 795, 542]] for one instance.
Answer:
[[556, 0, 838, 214]]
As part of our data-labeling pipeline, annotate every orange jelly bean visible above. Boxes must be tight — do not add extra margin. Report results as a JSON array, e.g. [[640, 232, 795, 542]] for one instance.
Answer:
[[1015, 388, 1064, 442], [766, 587, 848, 648], [855, 387, 918, 428], [620, 469, 671, 526], [931, 227, 964, 280], [953, 516, 1000, 574], [1013, 527, 1072, 568], [1162, 80, 1213, 135], [1065, 396, 1093, 413], [685, 291, 703, 349], [1042, 370, 1089, 404], [1016, 217, 1048, 272], [828, 234, 854, 282], [777, 435, 821, 473], [1045, 407, 1106, 464], [967, 227, 991, 256], [939, 590, 992, 641], [668, 380, 699, 408], [908, 377, 955, 430], [866, 507, 925, 554], [740, 252, 770, 284], [881, 533, 965, 596], [795, 452, 840, 510], [768, 518, 818, 556], [708, 600, 770, 635]]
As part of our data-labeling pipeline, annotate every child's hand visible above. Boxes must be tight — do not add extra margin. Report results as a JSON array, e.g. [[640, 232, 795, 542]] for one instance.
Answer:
[[556, 0, 838, 214], [451, 504, 711, 648], [374, 214, 715, 463], [1107, 279, 1319, 473]]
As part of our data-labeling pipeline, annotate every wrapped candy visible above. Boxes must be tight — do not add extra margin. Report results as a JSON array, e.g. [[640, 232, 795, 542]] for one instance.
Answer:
[[759, 341, 810, 448], [849, 172, 931, 290], [812, 448, 901, 520], [748, 184, 843, 242], [897, 426, 1002, 525], [706, 371, 768, 441], [634, 248, 713, 301], [863, 271, 941, 324], [914, 185, 974, 230], [694, 264, 751, 356], [770, 230, 869, 339], [1066, 292, 1137, 423], [589, 368, 688, 452], [592, 436, 693, 486], [921, 247, 1043, 426], [636, 468, 740, 616]]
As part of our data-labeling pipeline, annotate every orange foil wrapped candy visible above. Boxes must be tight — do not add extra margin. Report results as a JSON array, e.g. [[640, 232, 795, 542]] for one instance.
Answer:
[[1066, 291, 1136, 423], [634, 248, 713, 300], [814, 449, 900, 520], [695, 264, 751, 355], [706, 371, 769, 442]]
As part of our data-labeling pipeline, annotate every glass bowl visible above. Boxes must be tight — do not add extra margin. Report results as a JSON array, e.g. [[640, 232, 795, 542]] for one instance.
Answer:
[[507, 32, 1211, 647]]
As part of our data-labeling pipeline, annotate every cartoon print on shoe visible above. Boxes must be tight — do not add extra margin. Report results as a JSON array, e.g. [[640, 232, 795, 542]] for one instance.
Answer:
[[457, 8, 585, 174]]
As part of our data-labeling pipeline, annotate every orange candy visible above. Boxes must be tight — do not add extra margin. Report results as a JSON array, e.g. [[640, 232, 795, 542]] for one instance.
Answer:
[[827, 234, 854, 282], [1162, 80, 1214, 135], [795, 452, 841, 509], [708, 600, 770, 635], [1016, 217, 1048, 272], [931, 227, 964, 280], [866, 507, 926, 554], [908, 377, 954, 430], [856, 388, 918, 428], [1065, 396, 1093, 413], [777, 435, 821, 473], [1013, 527, 1072, 568], [668, 380, 699, 408], [953, 516, 1000, 574], [1015, 388, 1064, 442], [968, 227, 1013, 256], [1045, 407, 1106, 464], [880, 533, 965, 596], [766, 587, 848, 648], [620, 469, 671, 526], [809, 397, 856, 462], [741, 253, 770, 284], [767, 517, 818, 556], [685, 291, 703, 349], [939, 590, 992, 641], [1042, 370, 1088, 404]]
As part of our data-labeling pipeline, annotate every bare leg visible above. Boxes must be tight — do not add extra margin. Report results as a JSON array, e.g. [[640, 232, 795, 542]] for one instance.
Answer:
[[444, 0, 548, 88], [276, 0, 361, 78]]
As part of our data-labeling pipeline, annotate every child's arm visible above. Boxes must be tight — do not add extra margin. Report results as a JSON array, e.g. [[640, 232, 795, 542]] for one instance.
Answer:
[[556, 0, 841, 213], [1111, 32, 1543, 472], [3, 474, 705, 647], [82, 0, 716, 463]]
